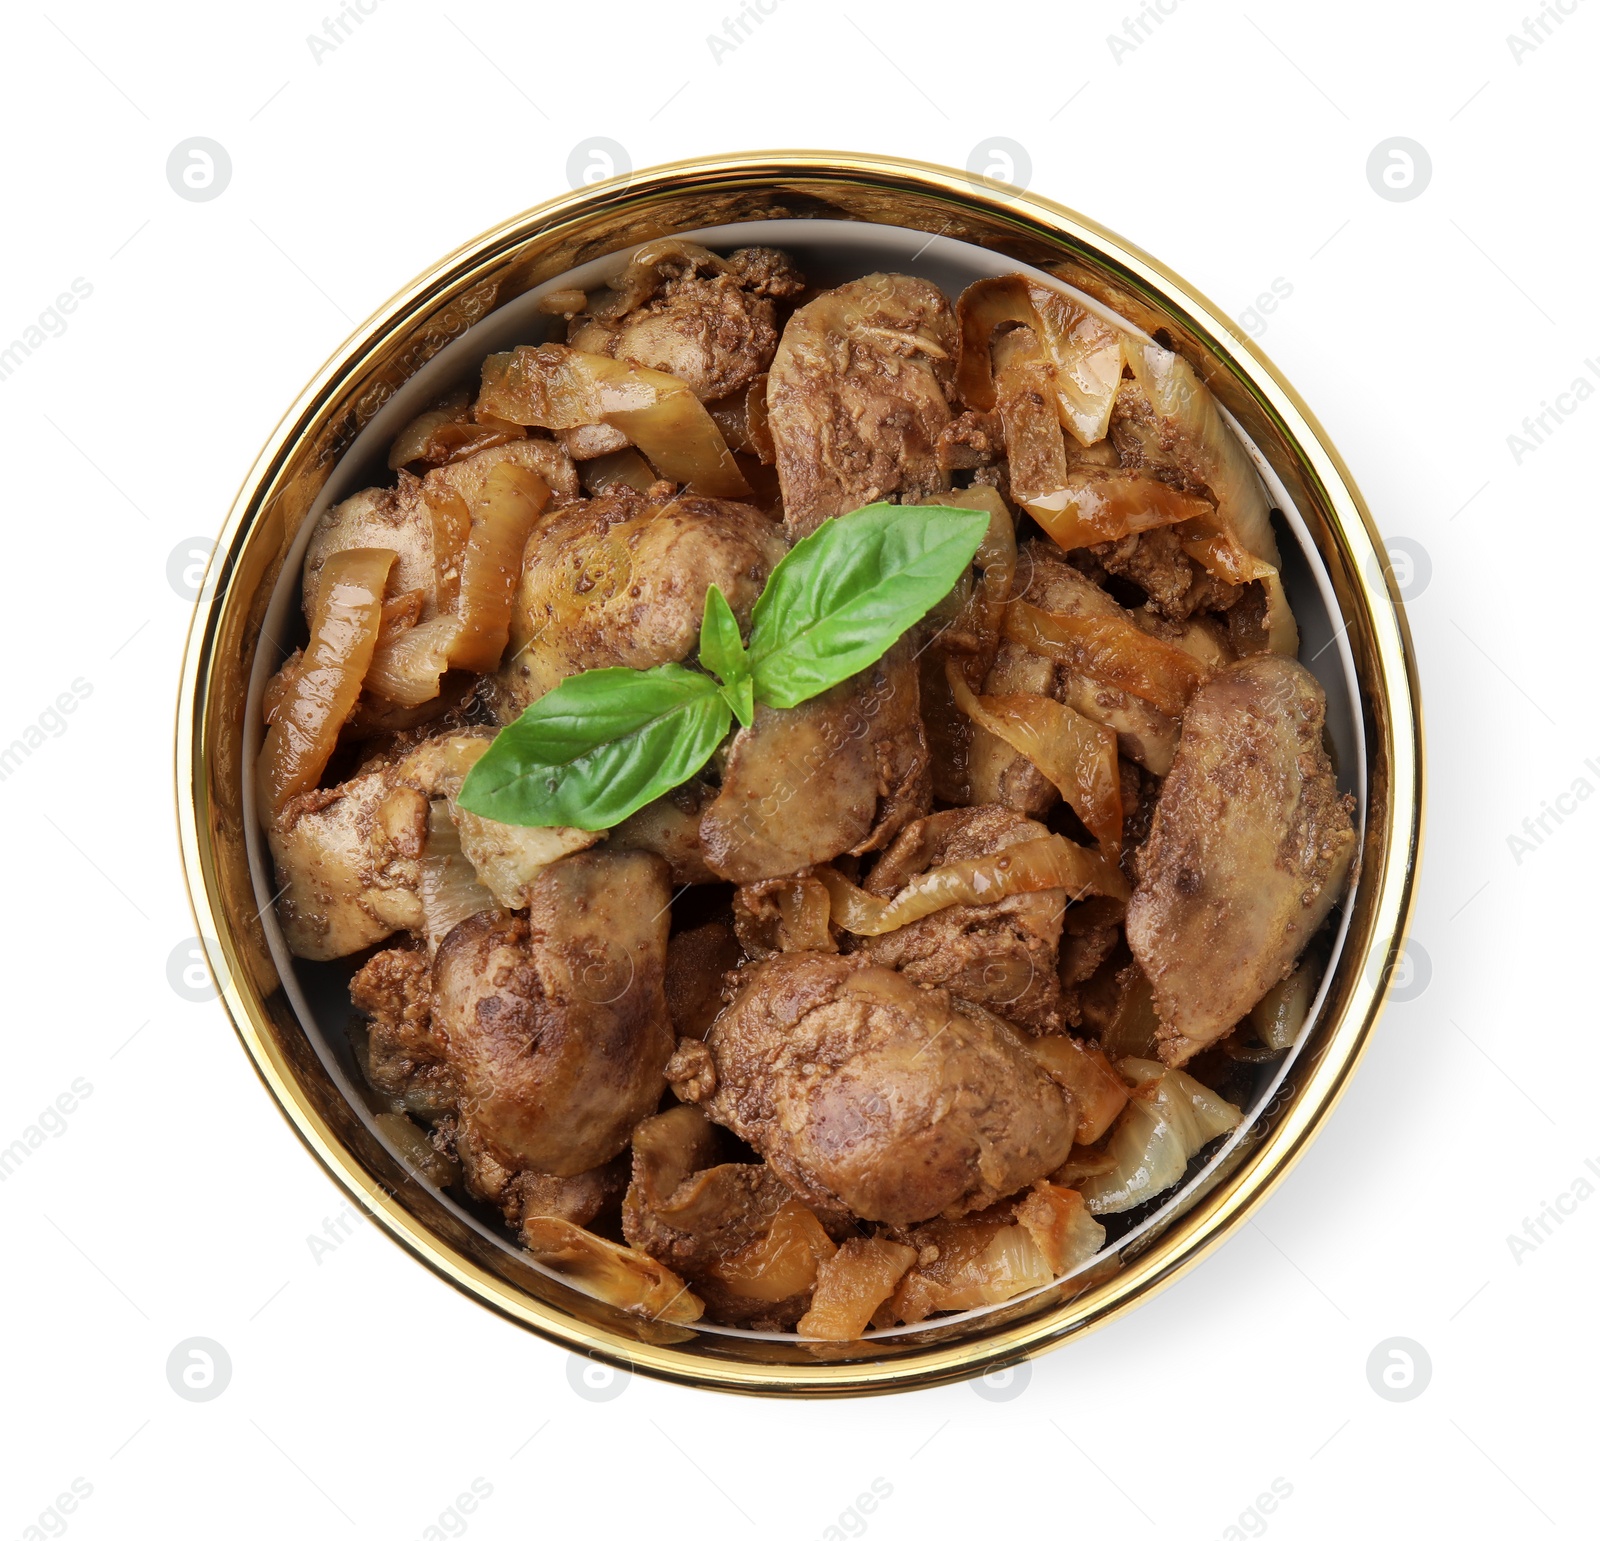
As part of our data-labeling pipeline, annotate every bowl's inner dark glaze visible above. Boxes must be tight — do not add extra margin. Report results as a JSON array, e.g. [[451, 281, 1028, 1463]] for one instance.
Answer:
[[240, 217, 1366, 1344]]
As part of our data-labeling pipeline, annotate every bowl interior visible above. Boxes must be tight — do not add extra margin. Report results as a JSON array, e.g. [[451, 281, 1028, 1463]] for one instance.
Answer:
[[239, 217, 1366, 1348]]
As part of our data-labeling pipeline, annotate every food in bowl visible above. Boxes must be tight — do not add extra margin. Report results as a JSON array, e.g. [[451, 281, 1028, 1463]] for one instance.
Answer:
[[256, 239, 1356, 1338]]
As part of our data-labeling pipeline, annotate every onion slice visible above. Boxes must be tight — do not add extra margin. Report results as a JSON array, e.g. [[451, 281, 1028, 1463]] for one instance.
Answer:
[[1004, 600, 1208, 719], [1124, 341, 1297, 655], [956, 275, 1126, 446], [257, 546, 393, 820], [945, 660, 1122, 854], [1027, 468, 1215, 551], [519, 1216, 704, 1323], [1075, 1058, 1242, 1215], [478, 343, 749, 497], [819, 831, 1128, 937], [365, 463, 549, 703], [416, 802, 496, 952]]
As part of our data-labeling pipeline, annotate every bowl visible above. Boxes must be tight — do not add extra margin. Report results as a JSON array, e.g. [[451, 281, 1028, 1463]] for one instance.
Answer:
[[176, 151, 1423, 1396]]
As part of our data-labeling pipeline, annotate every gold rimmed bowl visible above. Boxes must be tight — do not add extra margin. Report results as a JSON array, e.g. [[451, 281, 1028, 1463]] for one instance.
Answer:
[[176, 151, 1422, 1396]]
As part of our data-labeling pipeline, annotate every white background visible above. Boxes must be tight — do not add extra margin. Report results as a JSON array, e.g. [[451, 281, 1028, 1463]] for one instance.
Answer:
[[2, 1, 1594, 1536]]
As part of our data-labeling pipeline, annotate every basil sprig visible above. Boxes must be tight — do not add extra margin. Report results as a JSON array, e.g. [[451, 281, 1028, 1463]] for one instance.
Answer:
[[458, 501, 990, 830]]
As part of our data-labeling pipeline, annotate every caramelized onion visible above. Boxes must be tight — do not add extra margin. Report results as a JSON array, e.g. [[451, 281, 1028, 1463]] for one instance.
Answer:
[[451, 462, 549, 670], [579, 447, 660, 495], [365, 464, 549, 703], [819, 831, 1127, 937], [887, 1218, 1055, 1325], [520, 1216, 704, 1323], [388, 388, 524, 470], [478, 343, 749, 497], [956, 275, 1126, 445], [416, 802, 496, 951], [797, 1238, 917, 1341], [1024, 1037, 1131, 1146], [1014, 1182, 1107, 1275], [1076, 1058, 1241, 1215], [918, 486, 1017, 802], [1124, 342, 1297, 655], [1027, 469, 1216, 551], [704, 1200, 836, 1303], [1251, 957, 1316, 1052], [364, 616, 459, 708], [945, 660, 1122, 854], [1004, 600, 1207, 719], [257, 546, 393, 819], [992, 327, 1072, 518]]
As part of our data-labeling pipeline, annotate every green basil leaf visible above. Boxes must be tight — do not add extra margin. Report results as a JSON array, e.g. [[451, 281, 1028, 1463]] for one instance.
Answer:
[[720, 673, 755, 728], [746, 502, 991, 709], [699, 583, 749, 687], [457, 663, 731, 830]]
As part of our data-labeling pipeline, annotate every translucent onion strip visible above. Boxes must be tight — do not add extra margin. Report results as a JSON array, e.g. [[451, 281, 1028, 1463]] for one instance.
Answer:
[[451, 462, 550, 670], [819, 832, 1128, 937], [257, 546, 394, 820], [519, 1216, 704, 1323], [1124, 341, 1298, 655], [478, 343, 749, 497], [416, 801, 496, 951], [366, 463, 549, 703], [1027, 469, 1215, 552], [945, 660, 1122, 854], [1004, 600, 1207, 719], [956, 275, 1126, 446], [992, 327, 1072, 519]]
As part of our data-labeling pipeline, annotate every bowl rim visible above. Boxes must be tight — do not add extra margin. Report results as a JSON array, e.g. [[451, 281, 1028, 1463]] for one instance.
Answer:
[[176, 148, 1424, 1397]]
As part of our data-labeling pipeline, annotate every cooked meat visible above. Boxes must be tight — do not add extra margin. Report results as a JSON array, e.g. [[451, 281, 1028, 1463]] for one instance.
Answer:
[[350, 945, 457, 1115], [1057, 896, 1125, 1030], [389, 730, 600, 908], [1126, 656, 1356, 1065], [1078, 527, 1239, 622], [936, 409, 1003, 473], [663, 921, 744, 1039], [850, 637, 932, 854], [302, 481, 436, 626], [430, 850, 675, 1174], [1013, 543, 1182, 775], [621, 1105, 828, 1328], [699, 641, 930, 882], [493, 488, 786, 719], [438, 1113, 625, 1229], [688, 953, 1076, 1226], [768, 274, 957, 538], [568, 245, 802, 403], [303, 440, 578, 625], [1108, 377, 1207, 493], [731, 872, 837, 958], [969, 640, 1058, 815], [853, 806, 1067, 1034], [268, 764, 424, 960], [609, 779, 719, 884]]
